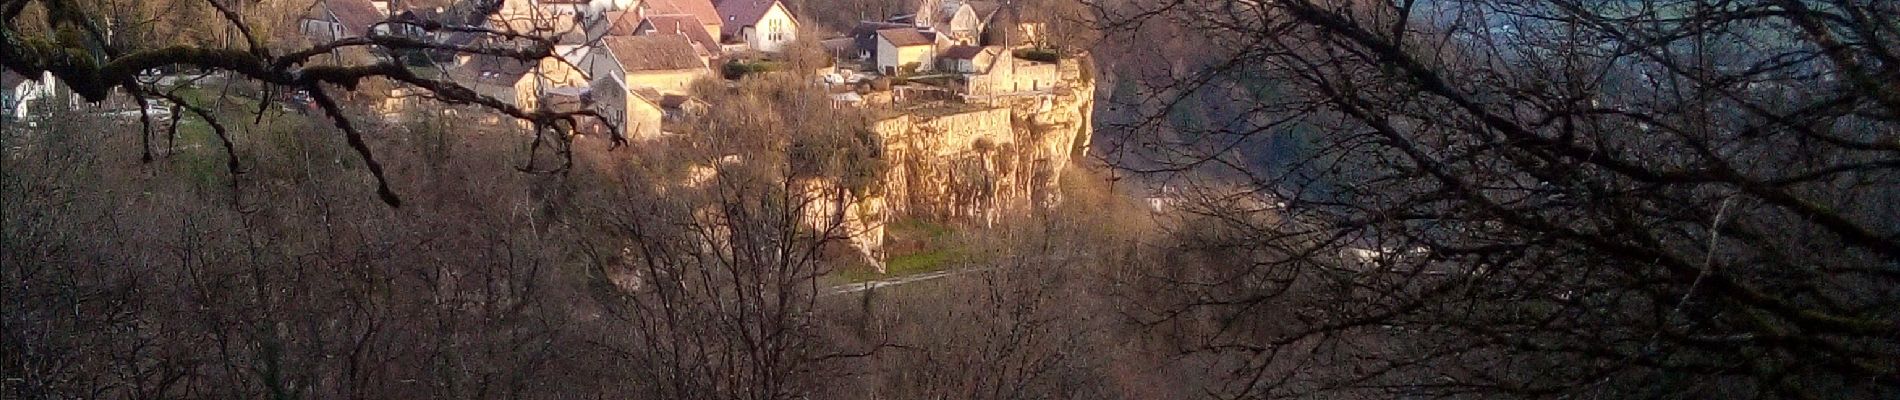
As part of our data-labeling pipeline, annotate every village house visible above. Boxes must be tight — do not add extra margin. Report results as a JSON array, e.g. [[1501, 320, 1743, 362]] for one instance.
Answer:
[[911, 0, 1002, 45], [364, 0, 454, 16], [450, 56, 540, 111], [583, 35, 710, 95], [301, 0, 388, 42], [573, 35, 707, 138], [847, 21, 911, 61], [712, 0, 797, 53], [875, 28, 936, 76], [936, 45, 997, 74], [934, 45, 1060, 98], [491, 0, 593, 36], [582, 77, 665, 140], [449, 53, 589, 116], [538, 86, 620, 137], [657, 93, 709, 121]]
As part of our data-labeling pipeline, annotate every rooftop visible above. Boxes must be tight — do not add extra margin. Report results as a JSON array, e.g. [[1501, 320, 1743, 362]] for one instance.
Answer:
[[603, 35, 708, 71], [713, 0, 785, 37], [646, 0, 721, 31], [640, 14, 722, 56], [878, 28, 933, 47]]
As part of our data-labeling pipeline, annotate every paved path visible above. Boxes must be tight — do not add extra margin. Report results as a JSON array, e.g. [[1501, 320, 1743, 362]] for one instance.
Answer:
[[823, 267, 990, 296]]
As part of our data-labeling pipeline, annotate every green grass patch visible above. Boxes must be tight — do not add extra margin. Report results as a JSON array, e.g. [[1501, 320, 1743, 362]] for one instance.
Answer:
[[831, 218, 966, 283]]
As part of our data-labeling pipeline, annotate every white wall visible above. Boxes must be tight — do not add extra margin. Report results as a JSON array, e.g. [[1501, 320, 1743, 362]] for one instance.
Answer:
[[743, 2, 798, 53], [876, 37, 934, 75]]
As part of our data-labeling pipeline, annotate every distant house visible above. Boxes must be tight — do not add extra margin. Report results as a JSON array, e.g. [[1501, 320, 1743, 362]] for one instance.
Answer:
[[301, 0, 387, 42], [940, 46, 1059, 97], [712, 0, 796, 53], [584, 35, 710, 96], [493, 0, 590, 35], [642, 0, 722, 41], [875, 28, 936, 76], [635, 14, 722, 58], [365, 0, 454, 16], [937, 45, 996, 73], [657, 92, 708, 120], [450, 56, 540, 110], [848, 21, 911, 60], [913, 0, 1002, 45], [539, 86, 619, 137], [584, 77, 665, 140]]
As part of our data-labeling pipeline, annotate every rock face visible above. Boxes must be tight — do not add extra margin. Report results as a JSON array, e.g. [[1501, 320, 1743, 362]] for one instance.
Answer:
[[866, 62, 1096, 228], [799, 58, 1094, 270]]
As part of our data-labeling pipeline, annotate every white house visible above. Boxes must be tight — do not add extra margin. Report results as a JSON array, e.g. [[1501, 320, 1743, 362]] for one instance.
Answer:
[[714, 0, 797, 53], [581, 35, 710, 96], [875, 28, 935, 76]]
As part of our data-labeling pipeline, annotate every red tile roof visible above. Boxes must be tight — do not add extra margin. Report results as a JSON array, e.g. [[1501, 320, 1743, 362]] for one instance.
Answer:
[[599, 10, 643, 36], [639, 14, 721, 56], [645, 0, 721, 32]]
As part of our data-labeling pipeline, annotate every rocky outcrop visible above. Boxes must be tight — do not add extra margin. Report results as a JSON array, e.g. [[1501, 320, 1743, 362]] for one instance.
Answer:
[[796, 58, 1095, 271], [868, 67, 1095, 227]]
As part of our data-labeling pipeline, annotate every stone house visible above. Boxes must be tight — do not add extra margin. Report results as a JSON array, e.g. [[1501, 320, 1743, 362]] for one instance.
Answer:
[[934, 46, 1060, 97], [582, 77, 666, 140], [583, 35, 710, 96], [713, 0, 798, 53], [913, 0, 1005, 45], [450, 56, 540, 111]]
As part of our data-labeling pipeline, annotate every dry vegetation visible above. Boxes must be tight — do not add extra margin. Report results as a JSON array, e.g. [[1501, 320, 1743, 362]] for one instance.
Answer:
[[2, 75, 1205, 398]]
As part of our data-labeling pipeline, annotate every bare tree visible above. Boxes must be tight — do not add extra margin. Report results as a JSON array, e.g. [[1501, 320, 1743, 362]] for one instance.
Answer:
[[1098, 0, 1900, 398], [2, 0, 608, 207]]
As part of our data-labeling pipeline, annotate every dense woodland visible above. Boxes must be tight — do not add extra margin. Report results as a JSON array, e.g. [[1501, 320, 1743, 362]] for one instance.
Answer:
[[6, 0, 1899, 399]]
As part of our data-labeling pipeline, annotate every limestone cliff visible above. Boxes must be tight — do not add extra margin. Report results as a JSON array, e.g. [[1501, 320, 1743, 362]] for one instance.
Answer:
[[795, 58, 1095, 269], [865, 60, 1095, 229]]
